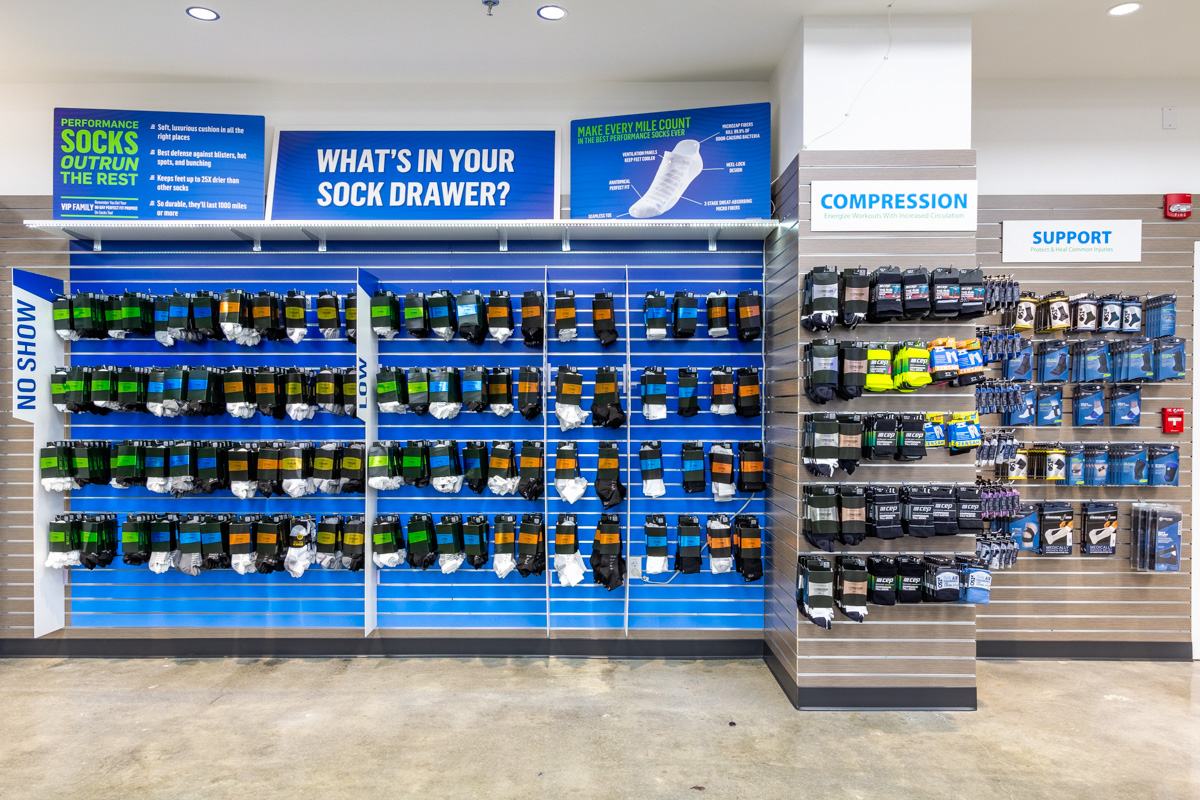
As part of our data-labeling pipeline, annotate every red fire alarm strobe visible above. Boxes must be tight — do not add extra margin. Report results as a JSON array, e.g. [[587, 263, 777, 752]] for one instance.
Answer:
[[1162, 407, 1185, 434], [1164, 193, 1192, 220]]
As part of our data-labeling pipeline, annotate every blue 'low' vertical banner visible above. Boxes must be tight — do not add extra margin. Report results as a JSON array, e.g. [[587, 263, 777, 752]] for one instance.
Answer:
[[570, 103, 771, 221], [53, 107, 265, 220], [268, 130, 558, 221]]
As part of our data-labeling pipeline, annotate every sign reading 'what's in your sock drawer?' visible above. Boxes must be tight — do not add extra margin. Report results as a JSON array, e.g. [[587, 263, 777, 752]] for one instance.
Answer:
[[268, 130, 558, 220], [53, 108, 266, 220], [570, 103, 770, 220]]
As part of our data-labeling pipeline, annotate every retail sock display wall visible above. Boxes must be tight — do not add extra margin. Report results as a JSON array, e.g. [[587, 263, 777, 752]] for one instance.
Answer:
[[974, 195, 1194, 660], [765, 151, 983, 710]]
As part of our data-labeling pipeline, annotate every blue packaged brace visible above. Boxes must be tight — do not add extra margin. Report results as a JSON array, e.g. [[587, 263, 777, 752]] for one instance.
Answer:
[[1110, 384, 1141, 427]]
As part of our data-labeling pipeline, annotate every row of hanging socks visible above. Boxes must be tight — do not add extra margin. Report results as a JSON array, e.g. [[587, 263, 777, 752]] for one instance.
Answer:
[[799, 265, 1021, 331], [364, 439, 765, 504], [797, 553, 993, 629], [51, 364, 359, 420], [46, 512, 367, 577], [39, 439, 366, 498], [801, 410, 982, 478], [368, 288, 763, 343], [53, 289, 354, 346], [803, 337, 986, 404]]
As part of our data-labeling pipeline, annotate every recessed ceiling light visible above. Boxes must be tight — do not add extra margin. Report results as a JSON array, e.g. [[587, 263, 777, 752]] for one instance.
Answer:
[[186, 6, 220, 21], [1107, 3, 1142, 16], [537, 5, 567, 20]]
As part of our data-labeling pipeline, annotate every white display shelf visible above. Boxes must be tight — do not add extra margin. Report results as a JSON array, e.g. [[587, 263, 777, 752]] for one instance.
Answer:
[[24, 218, 779, 251]]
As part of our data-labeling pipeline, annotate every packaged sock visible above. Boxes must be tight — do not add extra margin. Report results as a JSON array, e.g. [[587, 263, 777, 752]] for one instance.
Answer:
[[554, 514, 585, 585], [554, 442, 588, 504], [521, 290, 544, 348], [487, 290, 514, 343], [710, 366, 736, 415], [436, 514, 466, 574], [643, 290, 669, 340], [733, 515, 762, 581], [639, 441, 665, 498], [798, 555, 835, 629], [517, 440, 545, 502], [487, 441, 519, 496], [837, 342, 867, 400], [643, 514, 669, 575], [901, 267, 931, 319], [896, 556, 924, 603], [488, 367, 514, 417], [592, 292, 618, 346], [429, 440, 464, 495], [493, 514, 517, 578], [672, 291, 698, 338], [709, 442, 735, 502], [405, 513, 438, 570], [554, 365, 587, 430], [736, 441, 766, 493], [803, 485, 839, 552], [463, 515, 489, 570], [554, 289, 578, 342], [590, 514, 624, 590], [837, 486, 867, 546], [462, 441, 489, 495], [734, 291, 762, 341], [591, 366, 626, 429], [427, 290, 458, 341], [902, 485, 936, 538], [517, 366, 543, 420], [428, 366, 463, 420], [456, 290, 486, 345], [801, 266, 838, 332], [681, 442, 707, 494], [707, 514, 733, 574], [923, 555, 961, 602], [515, 513, 546, 578], [675, 515, 702, 574], [836, 555, 869, 622], [867, 555, 898, 605], [371, 515, 404, 569], [706, 292, 730, 337], [406, 367, 431, 416], [677, 368, 700, 417], [402, 291, 430, 338], [640, 366, 668, 420], [839, 268, 869, 328], [868, 267, 903, 322], [594, 441, 626, 509]]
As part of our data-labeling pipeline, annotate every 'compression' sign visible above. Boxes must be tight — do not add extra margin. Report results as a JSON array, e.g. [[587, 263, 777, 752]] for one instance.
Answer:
[[810, 180, 978, 231], [1002, 219, 1143, 263]]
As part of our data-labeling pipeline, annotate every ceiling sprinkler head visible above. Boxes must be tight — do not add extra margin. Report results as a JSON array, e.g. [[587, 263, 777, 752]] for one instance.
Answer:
[[482, 0, 499, 15]]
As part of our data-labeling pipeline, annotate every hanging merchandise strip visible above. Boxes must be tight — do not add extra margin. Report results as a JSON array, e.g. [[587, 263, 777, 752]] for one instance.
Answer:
[[360, 243, 764, 635], [63, 256, 363, 629]]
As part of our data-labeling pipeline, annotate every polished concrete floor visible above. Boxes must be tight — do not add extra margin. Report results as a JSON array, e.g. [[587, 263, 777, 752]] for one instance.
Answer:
[[0, 656, 1195, 799]]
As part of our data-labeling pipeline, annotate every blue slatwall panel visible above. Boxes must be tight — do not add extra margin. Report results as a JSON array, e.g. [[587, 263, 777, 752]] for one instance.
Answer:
[[63, 240, 764, 634], [66, 254, 363, 629]]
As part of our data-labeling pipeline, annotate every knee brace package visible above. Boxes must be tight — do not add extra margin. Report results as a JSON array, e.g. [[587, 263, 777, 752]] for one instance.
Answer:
[[517, 366, 543, 421], [517, 440, 545, 502], [675, 515, 703, 574], [435, 514, 466, 574], [677, 368, 700, 417], [493, 514, 518, 578], [681, 442, 707, 494], [594, 441, 626, 509], [644, 514, 669, 575], [707, 514, 733, 573], [736, 441, 766, 494], [554, 514, 585, 585], [521, 290, 545, 348], [487, 290, 515, 343], [590, 513, 624, 590], [592, 292, 618, 346], [640, 366, 668, 420], [554, 289, 577, 343], [554, 366, 587, 430], [639, 441, 665, 498], [591, 366, 626, 429], [554, 442, 588, 504], [371, 515, 405, 569]]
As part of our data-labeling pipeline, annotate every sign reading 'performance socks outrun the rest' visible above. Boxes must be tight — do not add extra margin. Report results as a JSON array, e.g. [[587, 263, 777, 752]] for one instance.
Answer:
[[52, 107, 266, 220], [268, 130, 558, 220], [569, 103, 771, 220]]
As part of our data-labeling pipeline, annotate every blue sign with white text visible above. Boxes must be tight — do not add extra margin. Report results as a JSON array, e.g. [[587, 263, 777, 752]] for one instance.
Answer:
[[570, 103, 770, 220], [53, 107, 265, 220], [269, 130, 557, 220]]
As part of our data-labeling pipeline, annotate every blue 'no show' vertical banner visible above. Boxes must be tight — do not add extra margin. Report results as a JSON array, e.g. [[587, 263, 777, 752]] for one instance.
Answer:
[[268, 130, 557, 221], [570, 103, 770, 220], [53, 107, 265, 220]]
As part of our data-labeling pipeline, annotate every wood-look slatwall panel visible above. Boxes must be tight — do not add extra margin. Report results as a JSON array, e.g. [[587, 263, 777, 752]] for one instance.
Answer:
[[976, 196, 1194, 649], [766, 152, 979, 697], [0, 196, 68, 638]]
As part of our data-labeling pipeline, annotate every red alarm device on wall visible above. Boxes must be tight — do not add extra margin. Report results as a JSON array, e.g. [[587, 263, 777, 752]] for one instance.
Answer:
[[1164, 194, 1192, 220], [1162, 407, 1185, 434]]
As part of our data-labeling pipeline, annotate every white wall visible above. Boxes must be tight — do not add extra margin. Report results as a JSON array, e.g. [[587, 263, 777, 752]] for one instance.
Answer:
[[769, 22, 804, 178], [975, 79, 1200, 195], [801, 16, 971, 152], [0, 81, 769, 198]]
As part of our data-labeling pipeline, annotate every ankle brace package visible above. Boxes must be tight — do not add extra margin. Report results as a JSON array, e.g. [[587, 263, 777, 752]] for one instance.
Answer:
[[1038, 501, 1074, 555], [592, 292, 618, 346], [839, 268, 870, 328], [1080, 502, 1118, 555], [554, 290, 577, 343]]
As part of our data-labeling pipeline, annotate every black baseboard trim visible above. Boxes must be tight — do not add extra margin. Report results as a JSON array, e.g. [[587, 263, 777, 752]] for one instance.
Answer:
[[0, 636, 764, 660], [978, 641, 1193, 661], [793, 686, 977, 711], [762, 642, 800, 708]]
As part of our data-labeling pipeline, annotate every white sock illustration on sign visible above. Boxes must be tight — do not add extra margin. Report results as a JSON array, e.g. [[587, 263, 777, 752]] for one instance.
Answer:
[[629, 139, 703, 219]]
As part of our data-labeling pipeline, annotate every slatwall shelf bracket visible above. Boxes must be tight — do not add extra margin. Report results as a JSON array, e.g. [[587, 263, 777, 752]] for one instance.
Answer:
[[498, 228, 508, 253], [709, 228, 722, 253], [300, 228, 327, 253], [230, 227, 261, 252]]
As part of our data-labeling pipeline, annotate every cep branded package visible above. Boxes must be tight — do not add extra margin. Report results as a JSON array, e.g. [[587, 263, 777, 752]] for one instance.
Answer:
[[1007, 505, 1040, 551]]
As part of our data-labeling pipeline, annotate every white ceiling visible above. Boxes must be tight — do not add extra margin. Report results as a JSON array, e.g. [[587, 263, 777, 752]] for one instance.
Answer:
[[0, 0, 1196, 84]]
